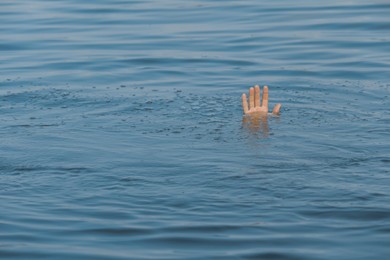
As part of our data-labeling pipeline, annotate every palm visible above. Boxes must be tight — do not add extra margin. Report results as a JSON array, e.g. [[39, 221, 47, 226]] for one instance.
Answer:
[[247, 105, 268, 114], [242, 85, 281, 115]]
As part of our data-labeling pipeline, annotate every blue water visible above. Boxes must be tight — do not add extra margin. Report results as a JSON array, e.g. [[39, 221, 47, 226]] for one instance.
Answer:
[[1, 0, 390, 259]]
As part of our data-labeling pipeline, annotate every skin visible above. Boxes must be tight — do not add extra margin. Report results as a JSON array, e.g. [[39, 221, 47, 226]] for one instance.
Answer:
[[241, 85, 281, 115]]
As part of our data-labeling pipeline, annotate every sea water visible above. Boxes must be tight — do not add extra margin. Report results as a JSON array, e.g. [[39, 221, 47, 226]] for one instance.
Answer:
[[1, 0, 389, 259]]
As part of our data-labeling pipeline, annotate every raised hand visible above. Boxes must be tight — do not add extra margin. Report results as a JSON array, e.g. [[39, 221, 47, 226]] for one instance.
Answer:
[[242, 85, 281, 115]]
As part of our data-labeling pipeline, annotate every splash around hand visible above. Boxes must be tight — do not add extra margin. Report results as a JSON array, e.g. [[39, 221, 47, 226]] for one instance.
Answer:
[[242, 85, 281, 115]]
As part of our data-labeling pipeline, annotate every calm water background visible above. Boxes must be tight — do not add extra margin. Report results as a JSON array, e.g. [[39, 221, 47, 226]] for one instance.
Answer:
[[1, 0, 390, 259]]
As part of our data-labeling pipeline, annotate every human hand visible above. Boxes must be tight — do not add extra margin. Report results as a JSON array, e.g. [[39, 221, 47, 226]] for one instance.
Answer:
[[242, 85, 281, 115]]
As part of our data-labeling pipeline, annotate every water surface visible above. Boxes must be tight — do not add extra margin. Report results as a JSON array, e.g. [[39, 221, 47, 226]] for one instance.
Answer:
[[1, 0, 390, 259]]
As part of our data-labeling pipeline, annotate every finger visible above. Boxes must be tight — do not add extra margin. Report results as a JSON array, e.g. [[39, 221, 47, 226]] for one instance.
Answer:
[[242, 93, 249, 114], [254, 85, 260, 107], [249, 87, 255, 109], [272, 103, 282, 115], [262, 85, 269, 108]]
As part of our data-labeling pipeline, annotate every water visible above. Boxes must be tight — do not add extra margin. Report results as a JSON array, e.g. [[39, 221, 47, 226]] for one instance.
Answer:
[[1, 0, 389, 259]]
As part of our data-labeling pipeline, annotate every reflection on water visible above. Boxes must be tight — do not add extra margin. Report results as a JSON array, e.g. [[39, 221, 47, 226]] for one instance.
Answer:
[[242, 113, 271, 138]]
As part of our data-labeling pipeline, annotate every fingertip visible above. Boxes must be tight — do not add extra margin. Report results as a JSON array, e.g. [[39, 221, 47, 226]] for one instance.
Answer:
[[272, 103, 282, 115]]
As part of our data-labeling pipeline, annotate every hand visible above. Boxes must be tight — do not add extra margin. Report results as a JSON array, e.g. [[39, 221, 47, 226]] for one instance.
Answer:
[[242, 85, 281, 115]]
